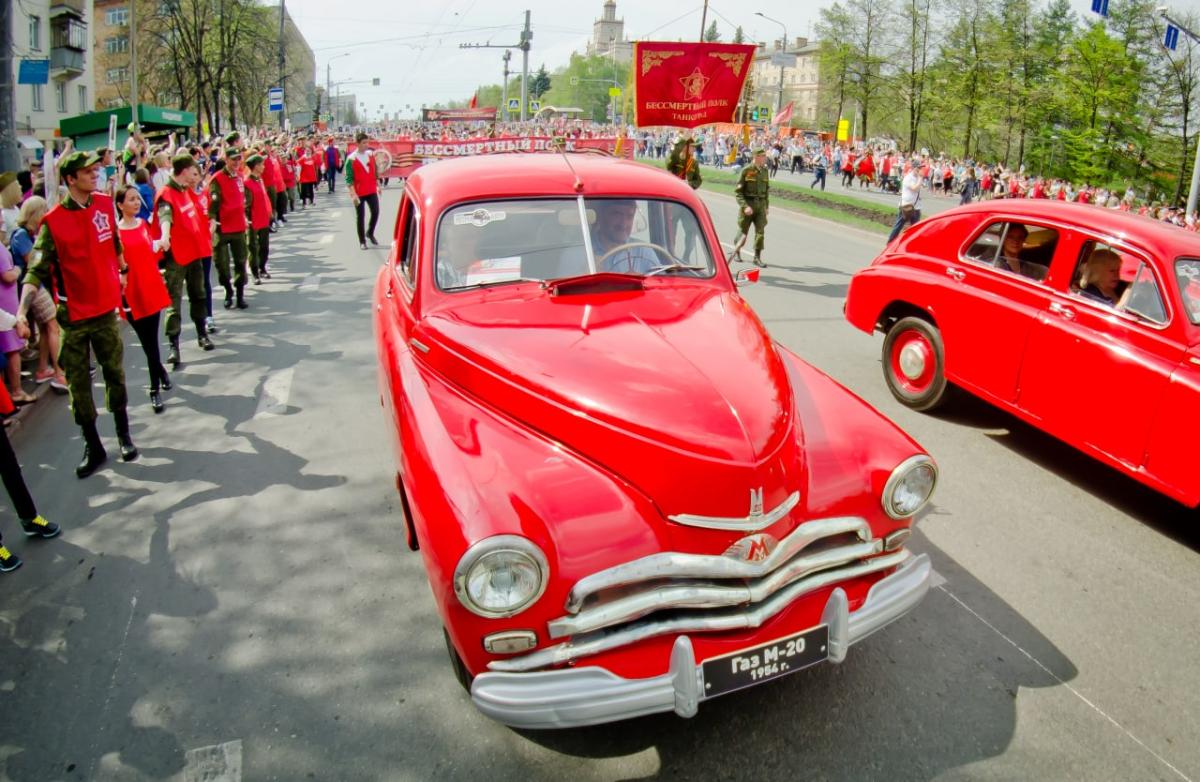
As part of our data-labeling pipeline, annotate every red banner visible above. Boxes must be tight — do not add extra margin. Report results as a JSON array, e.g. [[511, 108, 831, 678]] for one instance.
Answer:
[[420, 107, 498, 122], [772, 101, 795, 127], [356, 136, 633, 178], [633, 42, 757, 129]]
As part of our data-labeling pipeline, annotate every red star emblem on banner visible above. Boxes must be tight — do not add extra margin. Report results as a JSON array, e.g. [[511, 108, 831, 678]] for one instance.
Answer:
[[678, 68, 711, 100]]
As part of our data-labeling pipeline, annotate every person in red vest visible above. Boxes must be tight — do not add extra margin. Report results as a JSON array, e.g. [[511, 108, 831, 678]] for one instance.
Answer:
[[0, 307, 59, 570], [1076, 185, 1092, 204], [298, 143, 318, 208], [116, 184, 172, 413], [346, 131, 380, 250], [243, 154, 273, 284], [265, 143, 286, 228], [14, 151, 137, 478], [209, 147, 250, 310], [153, 153, 215, 366]]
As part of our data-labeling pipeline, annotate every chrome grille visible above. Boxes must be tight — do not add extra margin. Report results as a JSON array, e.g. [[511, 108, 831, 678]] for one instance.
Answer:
[[489, 516, 904, 673]]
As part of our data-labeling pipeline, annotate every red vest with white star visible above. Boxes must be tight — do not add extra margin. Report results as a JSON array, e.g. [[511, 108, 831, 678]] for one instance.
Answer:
[[42, 194, 122, 322], [154, 185, 207, 266], [213, 169, 248, 233], [351, 154, 377, 198]]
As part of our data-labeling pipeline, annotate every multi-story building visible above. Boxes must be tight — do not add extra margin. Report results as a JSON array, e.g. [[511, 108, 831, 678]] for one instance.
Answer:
[[749, 37, 822, 126], [267, 0, 317, 129], [585, 0, 632, 66], [9, 0, 96, 150], [92, 0, 137, 109]]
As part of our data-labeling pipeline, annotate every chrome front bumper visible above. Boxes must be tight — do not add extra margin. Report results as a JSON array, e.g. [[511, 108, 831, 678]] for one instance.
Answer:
[[470, 552, 932, 729]]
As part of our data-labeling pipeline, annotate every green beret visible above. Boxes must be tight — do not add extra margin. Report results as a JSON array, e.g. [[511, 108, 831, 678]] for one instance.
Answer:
[[225, 146, 243, 159], [225, 131, 241, 145], [752, 147, 767, 155], [58, 151, 102, 178], [0, 172, 16, 191], [245, 154, 264, 168], [171, 153, 198, 175]]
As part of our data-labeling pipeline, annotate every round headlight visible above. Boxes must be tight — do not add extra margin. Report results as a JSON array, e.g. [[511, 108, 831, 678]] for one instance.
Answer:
[[882, 455, 938, 520], [453, 535, 549, 618]]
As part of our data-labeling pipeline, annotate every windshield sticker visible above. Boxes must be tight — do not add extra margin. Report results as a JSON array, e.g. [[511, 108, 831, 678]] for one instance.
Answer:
[[454, 208, 507, 227]]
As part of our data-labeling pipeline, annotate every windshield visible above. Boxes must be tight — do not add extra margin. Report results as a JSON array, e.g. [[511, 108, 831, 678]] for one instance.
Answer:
[[1178, 259, 1200, 324], [435, 197, 716, 291]]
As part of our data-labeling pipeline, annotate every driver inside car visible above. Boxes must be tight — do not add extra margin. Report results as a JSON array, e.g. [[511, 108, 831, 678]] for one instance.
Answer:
[[586, 200, 661, 274], [995, 223, 1049, 282]]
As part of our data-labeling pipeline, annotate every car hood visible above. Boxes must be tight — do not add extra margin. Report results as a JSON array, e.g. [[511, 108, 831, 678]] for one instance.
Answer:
[[418, 286, 805, 528]]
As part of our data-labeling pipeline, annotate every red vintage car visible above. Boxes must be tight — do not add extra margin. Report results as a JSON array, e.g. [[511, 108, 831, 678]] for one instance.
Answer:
[[374, 153, 938, 729], [846, 200, 1200, 508]]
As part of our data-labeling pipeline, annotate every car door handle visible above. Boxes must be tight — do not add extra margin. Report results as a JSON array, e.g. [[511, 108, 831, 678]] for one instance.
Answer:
[[385, 286, 393, 299], [945, 267, 966, 282], [1049, 302, 1075, 320]]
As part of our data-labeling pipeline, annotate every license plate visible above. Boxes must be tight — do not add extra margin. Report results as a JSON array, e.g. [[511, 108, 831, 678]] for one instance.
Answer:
[[701, 625, 829, 699]]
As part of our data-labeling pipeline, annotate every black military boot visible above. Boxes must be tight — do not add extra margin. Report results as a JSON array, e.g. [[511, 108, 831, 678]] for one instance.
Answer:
[[235, 285, 248, 310], [223, 282, 234, 309], [753, 253, 766, 268], [167, 336, 181, 368], [76, 421, 107, 479], [113, 410, 139, 462]]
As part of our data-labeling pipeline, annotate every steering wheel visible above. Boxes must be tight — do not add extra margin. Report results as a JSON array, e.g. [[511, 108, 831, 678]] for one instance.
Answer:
[[596, 241, 674, 270]]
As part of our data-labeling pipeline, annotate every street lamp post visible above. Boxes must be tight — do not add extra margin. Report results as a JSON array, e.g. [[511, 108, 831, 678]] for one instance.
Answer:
[[326, 53, 351, 125], [755, 11, 787, 115]]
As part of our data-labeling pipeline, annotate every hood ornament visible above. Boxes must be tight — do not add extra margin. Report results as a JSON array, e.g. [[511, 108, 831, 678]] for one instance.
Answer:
[[669, 488, 800, 532]]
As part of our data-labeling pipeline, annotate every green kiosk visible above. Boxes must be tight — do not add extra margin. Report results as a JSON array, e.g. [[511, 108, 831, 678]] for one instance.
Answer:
[[58, 104, 197, 150]]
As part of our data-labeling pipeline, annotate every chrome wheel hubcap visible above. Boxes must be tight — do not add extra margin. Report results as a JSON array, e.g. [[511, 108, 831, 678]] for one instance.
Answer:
[[899, 343, 927, 380]]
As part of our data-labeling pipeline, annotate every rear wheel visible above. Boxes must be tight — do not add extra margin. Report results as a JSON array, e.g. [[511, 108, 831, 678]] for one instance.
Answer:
[[443, 627, 473, 692], [882, 316, 948, 411]]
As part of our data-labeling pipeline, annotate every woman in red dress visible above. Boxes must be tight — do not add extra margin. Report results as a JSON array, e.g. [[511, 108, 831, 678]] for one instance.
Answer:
[[116, 185, 173, 413]]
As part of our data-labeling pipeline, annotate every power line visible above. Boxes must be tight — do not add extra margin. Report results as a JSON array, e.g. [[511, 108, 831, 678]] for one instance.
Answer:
[[311, 25, 518, 51]]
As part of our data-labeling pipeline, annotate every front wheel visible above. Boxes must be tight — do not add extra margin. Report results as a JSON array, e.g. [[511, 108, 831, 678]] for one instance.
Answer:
[[882, 317, 948, 411], [443, 627, 473, 692]]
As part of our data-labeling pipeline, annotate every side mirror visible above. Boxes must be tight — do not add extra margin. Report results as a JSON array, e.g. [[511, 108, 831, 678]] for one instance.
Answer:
[[734, 268, 760, 287]]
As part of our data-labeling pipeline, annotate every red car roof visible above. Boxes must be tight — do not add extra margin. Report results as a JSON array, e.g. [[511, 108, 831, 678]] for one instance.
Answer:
[[406, 153, 699, 210], [943, 199, 1200, 261]]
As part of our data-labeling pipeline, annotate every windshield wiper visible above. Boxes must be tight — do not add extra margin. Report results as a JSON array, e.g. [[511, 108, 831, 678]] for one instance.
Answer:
[[645, 264, 708, 277], [448, 277, 544, 291]]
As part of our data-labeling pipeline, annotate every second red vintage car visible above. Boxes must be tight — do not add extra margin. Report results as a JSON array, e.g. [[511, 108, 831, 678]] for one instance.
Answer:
[[846, 200, 1200, 508], [375, 153, 938, 729]]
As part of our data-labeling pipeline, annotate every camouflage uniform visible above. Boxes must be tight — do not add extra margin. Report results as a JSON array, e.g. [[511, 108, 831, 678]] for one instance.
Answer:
[[25, 196, 127, 427], [734, 154, 770, 262]]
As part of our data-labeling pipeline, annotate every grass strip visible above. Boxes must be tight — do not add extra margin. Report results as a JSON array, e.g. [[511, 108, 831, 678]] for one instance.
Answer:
[[700, 180, 891, 236]]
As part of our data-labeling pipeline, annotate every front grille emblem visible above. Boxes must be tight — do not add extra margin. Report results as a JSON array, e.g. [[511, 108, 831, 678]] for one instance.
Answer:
[[668, 489, 801, 532], [748, 487, 764, 519]]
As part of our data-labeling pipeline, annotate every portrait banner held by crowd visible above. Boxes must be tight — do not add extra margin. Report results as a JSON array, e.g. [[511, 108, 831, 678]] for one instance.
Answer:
[[632, 42, 757, 129]]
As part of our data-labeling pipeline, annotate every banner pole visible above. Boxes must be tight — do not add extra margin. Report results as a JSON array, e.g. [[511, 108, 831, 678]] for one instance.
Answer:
[[699, 0, 709, 41]]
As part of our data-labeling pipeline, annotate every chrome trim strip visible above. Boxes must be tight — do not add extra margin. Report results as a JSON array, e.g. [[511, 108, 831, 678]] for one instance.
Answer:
[[563, 516, 872, 614], [409, 338, 430, 353], [471, 555, 931, 728], [549, 539, 883, 639], [490, 550, 909, 672], [668, 490, 801, 531]]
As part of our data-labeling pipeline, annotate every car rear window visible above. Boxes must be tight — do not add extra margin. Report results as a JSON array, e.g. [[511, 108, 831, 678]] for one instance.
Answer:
[[1177, 259, 1200, 324], [434, 198, 716, 291]]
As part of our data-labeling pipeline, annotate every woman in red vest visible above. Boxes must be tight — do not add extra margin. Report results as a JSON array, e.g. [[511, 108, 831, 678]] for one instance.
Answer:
[[298, 146, 318, 208], [116, 184, 172, 413]]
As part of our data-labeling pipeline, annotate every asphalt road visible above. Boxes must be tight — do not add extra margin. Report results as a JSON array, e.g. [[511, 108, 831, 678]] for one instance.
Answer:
[[0, 181, 1195, 782]]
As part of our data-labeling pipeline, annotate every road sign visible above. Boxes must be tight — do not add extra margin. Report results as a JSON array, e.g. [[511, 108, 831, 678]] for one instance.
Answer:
[[770, 52, 797, 68], [1090, 0, 1109, 17], [17, 59, 49, 85], [529, 100, 541, 113], [1165, 24, 1180, 51], [507, 98, 521, 111], [268, 87, 284, 112], [608, 86, 621, 97]]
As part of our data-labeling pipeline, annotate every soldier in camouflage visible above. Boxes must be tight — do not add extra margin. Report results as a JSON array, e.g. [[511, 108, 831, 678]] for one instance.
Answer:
[[733, 147, 770, 267]]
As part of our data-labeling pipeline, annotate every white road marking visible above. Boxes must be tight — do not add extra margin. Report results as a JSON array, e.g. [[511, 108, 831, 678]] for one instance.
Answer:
[[318, 233, 335, 245], [298, 274, 321, 292], [937, 584, 1193, 782], [86, 595, 138, 779], [254, 368, 294, 417], [929, 568, 947, 588], [183, 739, 243, 782]]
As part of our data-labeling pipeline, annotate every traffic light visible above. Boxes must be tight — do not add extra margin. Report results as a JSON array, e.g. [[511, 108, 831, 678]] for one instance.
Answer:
[[750, 107, 760, 122]]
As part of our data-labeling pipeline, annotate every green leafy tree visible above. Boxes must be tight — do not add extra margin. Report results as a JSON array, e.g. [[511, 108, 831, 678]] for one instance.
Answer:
[[733, 26, 746, 44], [704, 21, 721, 42], [542, 53, 629, 122]]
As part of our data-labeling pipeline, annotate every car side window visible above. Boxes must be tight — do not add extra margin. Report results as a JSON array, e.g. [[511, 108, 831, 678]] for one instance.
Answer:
[[1177, 259, 1200, 324], [1121, 262, 1167, 324], [963, 221, 1055, 283], [397, 197, 417, 287]]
